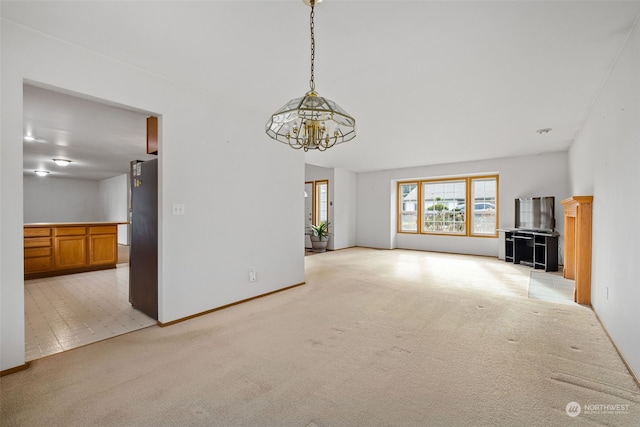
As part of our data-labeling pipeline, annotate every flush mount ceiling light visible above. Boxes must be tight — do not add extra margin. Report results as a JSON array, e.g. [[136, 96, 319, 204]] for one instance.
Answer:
[[34, 170, 49, 177], [265, 0, 356, 152], [52, 158, 72, 166], [24, 134, 45, 143]]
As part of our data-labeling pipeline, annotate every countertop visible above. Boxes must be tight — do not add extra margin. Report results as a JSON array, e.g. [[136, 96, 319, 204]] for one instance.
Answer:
[[25, 221, 129, 227]]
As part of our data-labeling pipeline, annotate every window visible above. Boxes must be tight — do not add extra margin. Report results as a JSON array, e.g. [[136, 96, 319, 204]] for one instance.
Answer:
[[470, 177, 497, 235], [399, 183, 418, 232], [397, 175, 498, 237], [314, 180, 328, 226], [423, 180, 466, 234]]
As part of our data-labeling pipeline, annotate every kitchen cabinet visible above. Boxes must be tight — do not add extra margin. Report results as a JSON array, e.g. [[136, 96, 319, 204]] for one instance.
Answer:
[[55, 227, 87, 269], [24, 227, 53, 274], [89, 226, 118, 266], [24, 222, 125, 279]]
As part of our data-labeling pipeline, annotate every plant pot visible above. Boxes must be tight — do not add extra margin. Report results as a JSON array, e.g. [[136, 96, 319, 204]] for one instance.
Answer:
[[310, 235, 328, 252]]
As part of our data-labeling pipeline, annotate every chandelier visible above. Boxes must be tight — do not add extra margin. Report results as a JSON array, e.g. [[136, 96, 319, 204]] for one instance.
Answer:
[[265, 0, 356, 151]]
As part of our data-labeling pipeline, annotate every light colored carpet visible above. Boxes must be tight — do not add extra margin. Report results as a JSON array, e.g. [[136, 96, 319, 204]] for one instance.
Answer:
[[2, 248, 638, 426]]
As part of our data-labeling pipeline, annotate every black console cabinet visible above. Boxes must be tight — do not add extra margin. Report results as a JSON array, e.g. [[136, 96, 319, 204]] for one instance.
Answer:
[[503, 229, 559, 272]]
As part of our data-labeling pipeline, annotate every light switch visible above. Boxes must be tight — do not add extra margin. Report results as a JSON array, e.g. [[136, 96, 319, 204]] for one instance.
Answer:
[[172, 204, 185, 215]]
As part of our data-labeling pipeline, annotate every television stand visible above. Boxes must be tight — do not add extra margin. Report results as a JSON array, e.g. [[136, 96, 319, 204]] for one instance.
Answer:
[[501, 229, 559, 272]]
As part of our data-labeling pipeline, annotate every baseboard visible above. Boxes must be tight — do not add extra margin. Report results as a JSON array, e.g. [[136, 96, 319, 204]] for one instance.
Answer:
[[592, 309, 640, 389], [1, 362, 30, 377], [25, 264, 116, 280], [157, 281, 306, 327]]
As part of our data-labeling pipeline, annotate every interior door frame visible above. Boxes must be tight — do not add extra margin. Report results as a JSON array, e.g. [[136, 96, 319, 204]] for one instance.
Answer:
[[21, 81, 161, 359]]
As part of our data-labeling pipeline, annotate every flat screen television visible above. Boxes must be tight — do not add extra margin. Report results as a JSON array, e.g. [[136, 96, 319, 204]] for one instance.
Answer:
[[515, 196, 555, 232]]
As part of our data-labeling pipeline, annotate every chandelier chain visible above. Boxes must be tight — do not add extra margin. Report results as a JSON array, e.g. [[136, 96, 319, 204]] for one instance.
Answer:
[[309, 1, 315, 92]]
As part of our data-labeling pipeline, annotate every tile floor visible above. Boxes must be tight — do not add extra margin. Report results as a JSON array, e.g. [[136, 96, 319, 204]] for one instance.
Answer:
[[528, 270, 576, 305], [24, 264, 156, 361]]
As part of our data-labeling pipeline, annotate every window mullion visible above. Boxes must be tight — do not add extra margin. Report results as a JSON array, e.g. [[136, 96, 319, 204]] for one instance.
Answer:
[[467, 177, 472, 236], [418, 182, 423, 234]]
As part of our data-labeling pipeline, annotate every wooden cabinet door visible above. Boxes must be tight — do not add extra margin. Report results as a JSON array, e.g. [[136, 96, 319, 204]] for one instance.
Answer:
[[24, 227, 52, 238], [89, 234, 117, 266], [54, 236, 87, 269], [24, 247, 54, 273], [24, 229, 53, 274]]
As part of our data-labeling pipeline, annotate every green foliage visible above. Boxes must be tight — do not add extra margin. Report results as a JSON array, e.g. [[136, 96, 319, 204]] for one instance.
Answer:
[[424, 210, 465, 232], [310, 221, 331, 240], [426, 203, 448, 212]]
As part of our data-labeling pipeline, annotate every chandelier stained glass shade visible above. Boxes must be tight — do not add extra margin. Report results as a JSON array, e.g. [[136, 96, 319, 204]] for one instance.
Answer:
[[265, 0, 356, 151], [266, 91, 356, 151]]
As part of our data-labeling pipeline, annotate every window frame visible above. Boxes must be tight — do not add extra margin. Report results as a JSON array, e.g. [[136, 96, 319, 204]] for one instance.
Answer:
[[313, 180, 329, 227], [398, 182, 419, 233], [469, 176, 499, 236], [422, 178, 467, 235], [397, 174, 499, 238]]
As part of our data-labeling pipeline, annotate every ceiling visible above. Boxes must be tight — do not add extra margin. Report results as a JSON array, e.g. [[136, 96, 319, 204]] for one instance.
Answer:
[[7, 0, 640, 179], [23, 84, 156, 180]]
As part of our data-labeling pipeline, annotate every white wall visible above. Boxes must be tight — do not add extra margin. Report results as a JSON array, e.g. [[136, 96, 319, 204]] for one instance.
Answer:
[[356, 152, 570, 258], [332, 168, 357, 250], [24, 174, 129, 244], [568, 18, 640, 378], [99, 174, 129, 245], [1, 20, 304, 371], [23, 176, 101, 223]]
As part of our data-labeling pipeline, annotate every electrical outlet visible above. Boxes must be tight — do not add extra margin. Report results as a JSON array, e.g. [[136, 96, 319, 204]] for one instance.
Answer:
[[249, 267, 257, 282]]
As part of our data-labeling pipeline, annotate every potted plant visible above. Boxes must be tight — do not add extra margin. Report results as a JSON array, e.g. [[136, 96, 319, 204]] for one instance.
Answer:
[[309, 221, 331, 252]]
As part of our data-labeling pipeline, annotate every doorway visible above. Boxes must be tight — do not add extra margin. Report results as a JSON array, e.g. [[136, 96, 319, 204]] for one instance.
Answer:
[[304, 180, 329, 251], [22, 83, 159, 360]]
